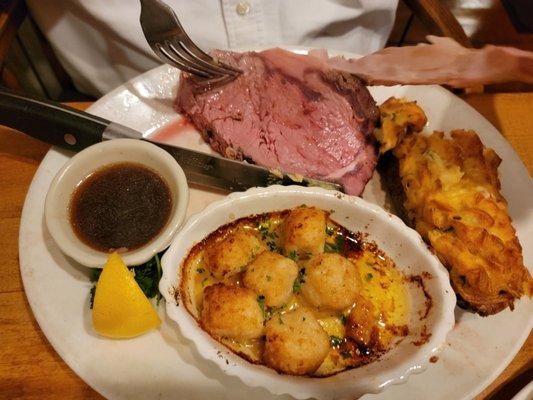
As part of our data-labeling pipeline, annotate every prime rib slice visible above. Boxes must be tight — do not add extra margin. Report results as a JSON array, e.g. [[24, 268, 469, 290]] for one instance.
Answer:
[[175, 48, 379, 195]]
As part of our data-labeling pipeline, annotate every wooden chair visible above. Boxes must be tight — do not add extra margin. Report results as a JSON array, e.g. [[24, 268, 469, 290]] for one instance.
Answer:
[[403, 0, 471, 48], [0, 0, 88, 100], [0, 0, 26, 90], [0, 0, 473, 100]]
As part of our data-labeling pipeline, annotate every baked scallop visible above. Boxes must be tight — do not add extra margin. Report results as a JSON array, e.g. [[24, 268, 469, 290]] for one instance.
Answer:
[[302, 253, 361, 311], [263, 307, 329, 375], [243, 251, 299, 307], [282, 206, 326, 257], [201, 283, 264, 340], [205, 229, 264, 279]]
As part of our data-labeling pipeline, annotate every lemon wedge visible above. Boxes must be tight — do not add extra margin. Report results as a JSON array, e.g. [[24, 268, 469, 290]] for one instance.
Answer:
[[92, 252, 161, 338]]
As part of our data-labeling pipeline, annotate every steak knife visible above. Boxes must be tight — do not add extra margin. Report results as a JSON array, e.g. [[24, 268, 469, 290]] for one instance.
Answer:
[[0, 89, 342, 192]]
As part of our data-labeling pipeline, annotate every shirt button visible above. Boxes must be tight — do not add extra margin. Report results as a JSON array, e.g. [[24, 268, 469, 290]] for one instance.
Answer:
[[236, 1, 250, 16]]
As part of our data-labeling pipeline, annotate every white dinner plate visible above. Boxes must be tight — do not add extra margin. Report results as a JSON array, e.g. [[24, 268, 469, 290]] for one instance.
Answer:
[[19, 47, 533, 400]]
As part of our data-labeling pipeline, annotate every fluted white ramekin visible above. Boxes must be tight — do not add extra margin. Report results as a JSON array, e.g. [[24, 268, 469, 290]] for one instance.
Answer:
[[160, 185, 455, 399]]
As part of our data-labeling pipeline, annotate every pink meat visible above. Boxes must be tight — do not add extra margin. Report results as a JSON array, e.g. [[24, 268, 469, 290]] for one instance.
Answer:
[[175, 48, 379, 195], [312, 36, 533, 88]]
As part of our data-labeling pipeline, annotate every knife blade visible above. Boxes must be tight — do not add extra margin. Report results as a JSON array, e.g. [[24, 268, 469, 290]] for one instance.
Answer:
[[0, 88, 343, 192]]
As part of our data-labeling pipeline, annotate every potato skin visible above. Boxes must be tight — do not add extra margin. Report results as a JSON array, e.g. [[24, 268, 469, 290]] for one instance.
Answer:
[[201, 283, 264, 340], [243, 251, 298, 307], [205, 229, 264, 279], [302, 253, 361, 311], [282, 207, 326, 257], [264, 307, 329, 375]]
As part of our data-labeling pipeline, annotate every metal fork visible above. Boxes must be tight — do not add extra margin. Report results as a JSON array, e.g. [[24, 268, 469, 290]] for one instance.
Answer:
[[140, 0, 241, 87]]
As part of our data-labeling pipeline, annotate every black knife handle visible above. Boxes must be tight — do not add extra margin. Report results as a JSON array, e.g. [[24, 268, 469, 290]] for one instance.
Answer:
[[0, 88, 112, 152]]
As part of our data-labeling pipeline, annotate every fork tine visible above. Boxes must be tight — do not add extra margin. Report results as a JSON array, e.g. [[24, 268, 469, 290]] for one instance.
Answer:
[[176, 40, 242, 75], [166, 41, 225, 76], [156, 44, 214, 78], [140, 0, 242, 81], [175, 40, 241, 76], [166, 11, 241, 75], [160, 6, 242, 76]]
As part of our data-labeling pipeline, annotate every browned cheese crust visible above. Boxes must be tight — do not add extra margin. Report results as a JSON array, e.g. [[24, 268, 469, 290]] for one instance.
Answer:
[[389, 120, 532, 315], [375, 97, 427, 154]]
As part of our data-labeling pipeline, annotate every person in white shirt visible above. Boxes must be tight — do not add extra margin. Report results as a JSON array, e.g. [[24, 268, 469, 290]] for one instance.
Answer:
[[26, 0, 398, 97]]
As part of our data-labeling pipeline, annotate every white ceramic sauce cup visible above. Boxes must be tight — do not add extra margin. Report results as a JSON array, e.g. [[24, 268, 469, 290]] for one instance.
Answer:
[[45, 139, 189, 267]]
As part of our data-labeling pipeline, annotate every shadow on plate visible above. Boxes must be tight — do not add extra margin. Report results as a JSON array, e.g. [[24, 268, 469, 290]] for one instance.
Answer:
[[42, 214, 93, 282]]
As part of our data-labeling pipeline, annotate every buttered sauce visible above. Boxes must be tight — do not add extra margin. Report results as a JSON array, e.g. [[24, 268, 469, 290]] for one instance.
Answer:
[[181, 209, 409, 376]]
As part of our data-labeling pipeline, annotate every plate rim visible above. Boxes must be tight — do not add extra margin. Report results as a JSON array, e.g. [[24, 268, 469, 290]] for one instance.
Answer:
[[18, 46, 533, 400]]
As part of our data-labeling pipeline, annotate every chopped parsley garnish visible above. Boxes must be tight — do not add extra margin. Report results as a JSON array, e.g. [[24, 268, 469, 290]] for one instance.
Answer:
[[339, 314, 347, 326], [293, 267, 306, 294], [287, 250, 298, 261], [257, 295, 266, 318], [258, 221, 278, 240], [257, 222, 268, 238], [196, 267, 205, 273], [292, 279, 302, 294], [340, 351, 351, 359], [324, 235, 345, 253], [267, 241, 281, 253], [258, 221, 281, 253], [365, 273, 374, 282], [325, 226, 334, 236], [330, 335, 343, 347], [424, 149, 437, 161]]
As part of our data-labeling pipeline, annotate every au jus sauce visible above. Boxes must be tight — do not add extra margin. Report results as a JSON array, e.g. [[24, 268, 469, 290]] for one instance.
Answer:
[[70, 162, 172, 253]]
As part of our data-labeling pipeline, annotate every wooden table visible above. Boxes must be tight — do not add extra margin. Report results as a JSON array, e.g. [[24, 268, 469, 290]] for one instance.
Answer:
[[0, 96, 531, 399]]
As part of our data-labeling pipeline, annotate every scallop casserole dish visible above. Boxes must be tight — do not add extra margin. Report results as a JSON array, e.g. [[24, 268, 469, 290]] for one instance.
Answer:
[[160, 186, 456, 399]]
